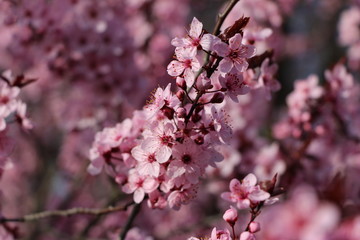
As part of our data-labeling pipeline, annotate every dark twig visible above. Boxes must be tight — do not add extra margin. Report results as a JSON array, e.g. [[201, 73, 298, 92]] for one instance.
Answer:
[[119, 203, 141, 240], [0, 201, 134, 223], [213, 0, 240, 36]]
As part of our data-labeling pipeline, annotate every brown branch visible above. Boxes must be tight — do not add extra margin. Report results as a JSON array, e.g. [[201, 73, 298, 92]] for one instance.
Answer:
[[213, 0, 240, 36], [119, 203, 141, 240], [0, 201, 134, 223]]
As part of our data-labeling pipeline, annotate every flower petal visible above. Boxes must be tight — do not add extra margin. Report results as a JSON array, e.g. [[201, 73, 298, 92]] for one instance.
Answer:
[[214, 41, 230, 57], [229, 178, 242, 192], [183, 68, 195, 87], [155, 146, 172, 163], [219, 58, 233, 73], [243, 173, 257, 186], [171, 37, 185, 47], [167, 60, 185, 76], [249, 188, 270, 202], [229, 33, 243, 51], [134, 188, 145, 203], [200, 34, 215, 51], [234, 59, 249, 72], [240, 44, 256, 58], [189, 17, 203, 38], [143, 178, 159, 192]]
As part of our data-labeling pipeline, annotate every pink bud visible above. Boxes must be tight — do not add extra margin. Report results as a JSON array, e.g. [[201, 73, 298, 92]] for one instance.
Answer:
[[176, 107, 187, 118], [210, 92, 224, 103], [162, 106, 175, 120], [176, 90, 185, 101], [176, 77, 187, 89], [249, 221, 260, 233], [196, 74, 212, 91], [223, 206, 238, 226], [239, 231, 256, 240]]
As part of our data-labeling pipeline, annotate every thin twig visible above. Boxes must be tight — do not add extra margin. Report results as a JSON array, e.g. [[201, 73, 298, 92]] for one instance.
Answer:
[[119, 203, 141, 240], [78, 192, 125, 238], [213, 0, 240, 36], [245, 203, 264, 232], [203, 0, 239, 64], [0, 201, 134, 223]]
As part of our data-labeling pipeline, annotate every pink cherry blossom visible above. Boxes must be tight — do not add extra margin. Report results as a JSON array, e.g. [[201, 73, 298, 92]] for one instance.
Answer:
[[14, 101, 33, 130], [214, 33, 256, 74], [141, 120, 176, 164], [223, 206, 238, 226], [131, 145, 161, 177], [167, 48, 201, 86], [243, 28, 273, 44], [338, 6, 360, 46], [210, 227, 232, 240], [239, 231, 256, 240], [167, 185, 198, 210], [122, 169, 159, 203], [167, 140, 209, 186], [325, 63, 354, 97], [145, 83, 180, 120], [257, 58, 281, 100], [221, 173, 270, 209], [0, 78, 22, 131], [201, 106, 232, 145], [286, 75, 323, 122], [254, 143, 285, 180], [219, 71, 250, 103], [147, 189, 167, 209], [171, 17, 216, 54]]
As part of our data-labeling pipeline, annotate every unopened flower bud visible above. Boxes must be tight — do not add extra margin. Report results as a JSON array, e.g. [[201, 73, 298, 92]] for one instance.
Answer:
[[196, 74, 212, 91], [239, 231, 255, 240], [176, 77, 187, 89], [161, 106, 175, 120], [176, 90, 185, 101], [249, 221, 260, 233], [210, 92, 224, 103], [176, 107, 187, 118], [223, 206, 238, 226]]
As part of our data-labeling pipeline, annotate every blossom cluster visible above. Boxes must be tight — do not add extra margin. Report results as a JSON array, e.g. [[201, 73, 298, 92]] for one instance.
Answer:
[[89, 17, 280, 210]]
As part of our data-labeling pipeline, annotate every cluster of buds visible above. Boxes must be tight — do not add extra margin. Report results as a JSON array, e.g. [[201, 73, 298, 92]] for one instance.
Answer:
[[88, 16, 279, 210]]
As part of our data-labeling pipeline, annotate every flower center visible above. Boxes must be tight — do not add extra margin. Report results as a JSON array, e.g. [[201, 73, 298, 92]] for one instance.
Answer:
[[161, 135, 173, 147], [229, 50, 239, 59], [183, 59, 192, 68], [182, 154, 192, 164], [148, 154, 156, 163]]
